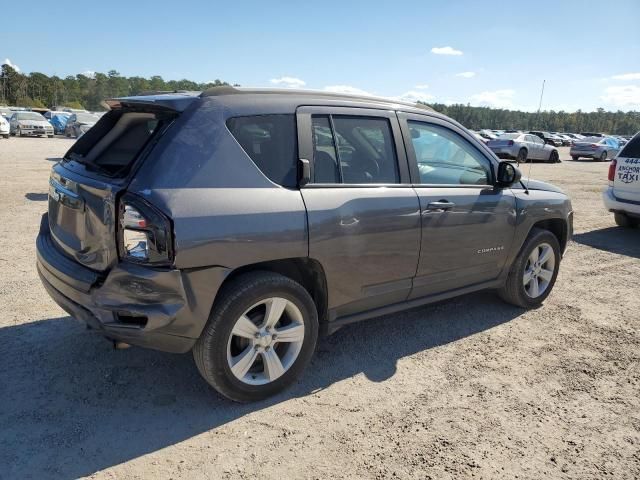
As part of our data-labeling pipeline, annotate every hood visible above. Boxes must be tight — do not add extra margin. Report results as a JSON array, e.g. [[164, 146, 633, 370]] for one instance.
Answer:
[[515, 177, 565, 194]]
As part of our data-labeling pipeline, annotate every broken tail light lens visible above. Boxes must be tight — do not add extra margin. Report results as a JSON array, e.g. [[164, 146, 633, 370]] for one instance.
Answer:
[[118, 193, 173, 266]]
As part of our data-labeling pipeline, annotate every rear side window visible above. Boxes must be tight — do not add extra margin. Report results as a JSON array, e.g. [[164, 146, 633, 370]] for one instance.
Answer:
[[310, 114, 399, 184], [227, 115, 297, 188], [620, 135, 640, 158]]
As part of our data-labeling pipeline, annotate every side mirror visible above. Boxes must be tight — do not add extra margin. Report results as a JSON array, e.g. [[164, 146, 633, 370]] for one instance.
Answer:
[[496, 161, 522, 187]]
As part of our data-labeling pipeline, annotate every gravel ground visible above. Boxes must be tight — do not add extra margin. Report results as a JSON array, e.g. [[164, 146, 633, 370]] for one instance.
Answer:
[[0, 137, 638, 480]]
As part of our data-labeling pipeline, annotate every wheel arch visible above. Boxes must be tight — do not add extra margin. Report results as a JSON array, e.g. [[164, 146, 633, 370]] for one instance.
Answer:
[[218, 257, 329, 332], [529, 218, 568, 255]]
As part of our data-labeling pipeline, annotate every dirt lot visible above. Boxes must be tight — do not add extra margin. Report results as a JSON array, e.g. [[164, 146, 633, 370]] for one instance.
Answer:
[[0, 137, 638, 480]]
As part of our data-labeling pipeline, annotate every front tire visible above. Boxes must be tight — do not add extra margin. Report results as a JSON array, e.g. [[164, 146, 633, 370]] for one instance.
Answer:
[[614, 212, 639, 228], [498, 228, 561, 308], [548, 150, 560, 163], [600, 151, 608, 162], [193, 271, 319, 402], [571, 155, 579, 161]]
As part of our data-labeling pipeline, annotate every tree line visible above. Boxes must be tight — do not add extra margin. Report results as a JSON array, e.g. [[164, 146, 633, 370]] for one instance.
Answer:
[[1, 63, 638, 134], [425, 103, 640, 135], [0, 64, 231, 111]]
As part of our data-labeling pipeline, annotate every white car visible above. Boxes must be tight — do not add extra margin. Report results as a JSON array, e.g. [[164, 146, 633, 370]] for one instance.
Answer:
[[603, 132, 640, 227], [9, 111, 54, 138], [0, 115, 9, 138]]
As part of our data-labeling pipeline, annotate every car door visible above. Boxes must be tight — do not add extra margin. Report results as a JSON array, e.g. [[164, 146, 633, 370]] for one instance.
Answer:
[[533, 135, 548, 160], [297, 106, 421, 319], [397, 113, 517, 299], [524, 135, 538, 159]]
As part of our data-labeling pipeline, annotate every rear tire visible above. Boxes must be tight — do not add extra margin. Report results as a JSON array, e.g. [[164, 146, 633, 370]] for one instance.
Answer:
[[498, 228, 561, 308], [600, 151, 608, 162], [571, 155, 579, 161], [614, 212, 639, 228], [47, 135, 54, 138], [517, 148, 527, 164], [193, 271, 319, 402]]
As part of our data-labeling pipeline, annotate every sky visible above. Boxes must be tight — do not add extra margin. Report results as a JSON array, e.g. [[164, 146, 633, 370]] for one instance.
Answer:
[[2, 0, 640, 112]]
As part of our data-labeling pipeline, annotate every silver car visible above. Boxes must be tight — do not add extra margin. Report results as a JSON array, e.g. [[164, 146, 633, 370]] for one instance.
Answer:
[[0, 114, 9, 138], [9, 112, 54, 137], [570, 137, 620, 161], [487, 133, 560, 163]]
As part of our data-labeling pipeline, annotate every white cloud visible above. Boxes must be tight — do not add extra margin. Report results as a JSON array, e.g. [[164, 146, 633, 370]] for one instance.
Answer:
[[270, 76, 306, 88], [469, 89, 515, 108], [323, 85, 372, 96], [81, 70, 96, 78], [395, 91, 434, 103], [601, 85, 640, 108], [611, 73, 640, 81], [414, 84, 429, 89], [455, 71, 476, 78], [431, 46, 463, 56], [3, 58, 20, 72]]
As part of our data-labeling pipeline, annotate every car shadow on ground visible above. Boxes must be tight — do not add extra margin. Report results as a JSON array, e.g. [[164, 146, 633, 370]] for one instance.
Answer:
[[0, 291, 523, 479], [45, 157, 62, 162], [25, 193, 49, 201], [573, 227, 640, 259]]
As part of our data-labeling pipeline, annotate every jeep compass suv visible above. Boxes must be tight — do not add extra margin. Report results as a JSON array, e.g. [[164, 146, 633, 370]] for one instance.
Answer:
[[37, 87, 573, 402]]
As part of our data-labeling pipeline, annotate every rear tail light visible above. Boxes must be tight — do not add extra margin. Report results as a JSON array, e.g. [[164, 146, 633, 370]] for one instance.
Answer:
[[508, 140, 514, 146], [608, 159, 617, 182], [118, 193, 173, 266], [590, 144, 598, 148]]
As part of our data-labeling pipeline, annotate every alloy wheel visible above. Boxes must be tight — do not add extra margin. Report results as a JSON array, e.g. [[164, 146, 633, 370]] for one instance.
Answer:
[[523, 242, 555, 298], [227, 297, 305, 385]]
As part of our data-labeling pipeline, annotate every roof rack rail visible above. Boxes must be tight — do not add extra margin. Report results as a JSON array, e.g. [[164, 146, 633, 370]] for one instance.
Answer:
[[200, 86, 435, 112]]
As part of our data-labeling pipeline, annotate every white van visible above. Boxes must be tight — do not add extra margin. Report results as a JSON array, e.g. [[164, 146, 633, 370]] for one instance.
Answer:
[[603, 132, 640, 227]]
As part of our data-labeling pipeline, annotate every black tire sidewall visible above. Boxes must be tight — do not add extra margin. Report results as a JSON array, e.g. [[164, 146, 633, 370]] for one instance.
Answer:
[[198, 274, 318, 402], [511, 231, 561, 307]]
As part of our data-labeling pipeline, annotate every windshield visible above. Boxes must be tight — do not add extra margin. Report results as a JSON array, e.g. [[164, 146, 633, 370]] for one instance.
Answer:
[[17, 112, 45, 121], [75, 113, 100, 123]]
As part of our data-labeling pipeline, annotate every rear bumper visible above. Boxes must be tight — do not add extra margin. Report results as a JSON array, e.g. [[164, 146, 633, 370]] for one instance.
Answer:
[[603, 187, 640, 217], [489, 147, 517, 159], [36, 214, 229, 353]]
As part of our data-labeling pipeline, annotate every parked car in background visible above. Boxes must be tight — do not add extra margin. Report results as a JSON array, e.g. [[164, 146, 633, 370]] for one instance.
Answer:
[[563, 133, 585, 142], [471, 131, 489, 144], [44, 110, 70, 120], [551, 133, 573, 146], [529, 131, 562, 147], [36, 88, 573, 402], [603, 132, 640, 227], [580, 132, 604, 138], [9, 111, 54, 137], [488, 133, 560, 163], [50, 113, 71, 135], [0, 114, 9, 138], [570, 137, 620, 161], [479, 130, 498, 140], [64, 112, 101, 138]]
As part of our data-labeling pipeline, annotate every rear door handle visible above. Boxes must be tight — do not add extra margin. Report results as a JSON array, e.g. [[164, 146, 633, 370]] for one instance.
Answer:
[[426, 201, 455, 211]]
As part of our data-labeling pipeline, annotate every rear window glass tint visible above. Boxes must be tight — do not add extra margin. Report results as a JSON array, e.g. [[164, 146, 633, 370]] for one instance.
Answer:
[[620, 135, 640, 157], [227, 115, 298, 188]]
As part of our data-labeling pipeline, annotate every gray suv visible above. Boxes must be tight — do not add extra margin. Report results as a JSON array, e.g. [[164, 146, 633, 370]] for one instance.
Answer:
[[36, 88, 573, 402]]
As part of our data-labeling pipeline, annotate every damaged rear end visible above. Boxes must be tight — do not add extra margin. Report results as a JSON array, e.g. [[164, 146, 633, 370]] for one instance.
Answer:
[[36, 93, 218, 352]]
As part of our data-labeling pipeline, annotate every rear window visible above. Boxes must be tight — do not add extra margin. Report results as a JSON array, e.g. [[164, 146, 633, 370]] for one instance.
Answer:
[[65, 110, 170, 177], [227, 115, 297, 188], [498, 133, 520, 139], [620, 135, 640, 158]]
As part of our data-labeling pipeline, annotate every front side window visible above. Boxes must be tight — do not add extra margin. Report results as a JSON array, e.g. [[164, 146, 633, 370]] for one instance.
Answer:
[[227, 114, 298, 188], [311, 114, 399, 184], [408, 121, 491, 185]]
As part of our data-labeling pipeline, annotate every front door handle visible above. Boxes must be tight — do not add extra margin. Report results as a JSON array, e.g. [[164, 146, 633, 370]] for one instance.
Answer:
[[426, 200, 455, 211]]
